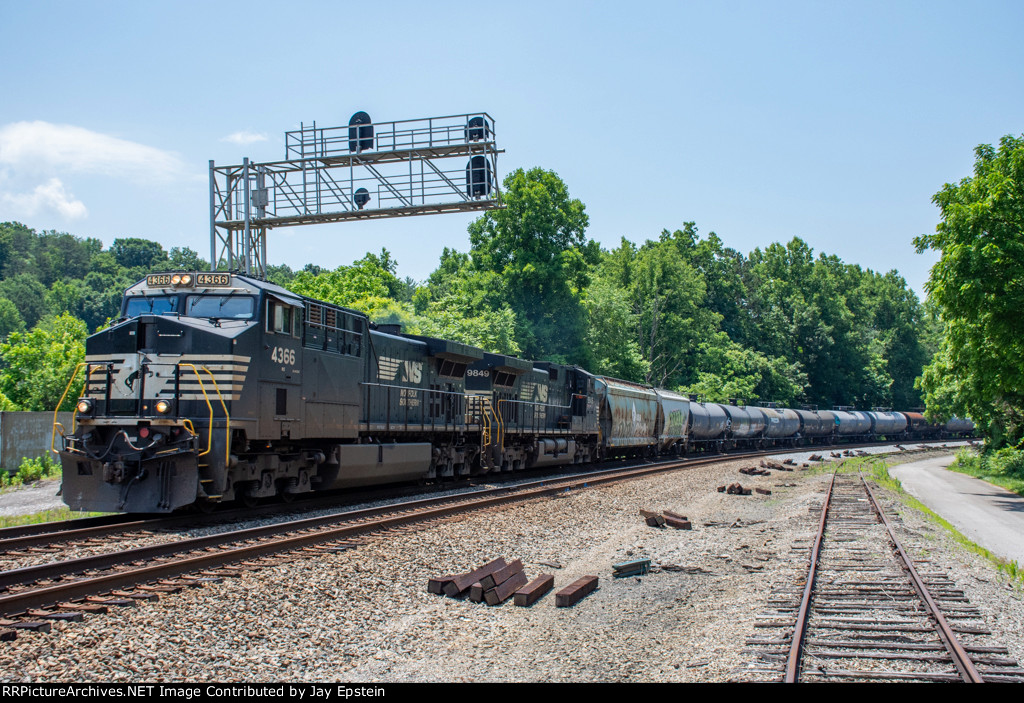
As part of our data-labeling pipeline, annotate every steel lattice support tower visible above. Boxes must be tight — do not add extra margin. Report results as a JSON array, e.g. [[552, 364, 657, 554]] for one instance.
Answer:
[[210, 112, 502, 280]]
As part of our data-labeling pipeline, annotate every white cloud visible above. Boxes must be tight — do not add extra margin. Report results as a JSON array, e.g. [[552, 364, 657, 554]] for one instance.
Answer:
[[1, 178, 88, 220], [0, 121, 187, 180], [222, 131, 268, 145]]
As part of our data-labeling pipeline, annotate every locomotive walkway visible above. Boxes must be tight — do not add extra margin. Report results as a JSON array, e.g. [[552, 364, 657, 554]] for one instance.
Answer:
[[891, 456, 1024, 567]]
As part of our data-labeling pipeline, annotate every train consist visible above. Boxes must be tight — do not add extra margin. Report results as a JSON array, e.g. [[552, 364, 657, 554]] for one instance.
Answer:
[[55, 273, 973, 513]]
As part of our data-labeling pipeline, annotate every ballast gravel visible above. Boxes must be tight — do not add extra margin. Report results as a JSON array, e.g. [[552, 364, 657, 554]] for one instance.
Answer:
[[1, 446, 1021, 683]]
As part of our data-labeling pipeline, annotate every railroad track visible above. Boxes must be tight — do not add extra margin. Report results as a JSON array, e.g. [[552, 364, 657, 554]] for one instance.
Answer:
[[740, 469, 1024, 682], [0, 440, 969, 641], [0, 438, 970, 553]]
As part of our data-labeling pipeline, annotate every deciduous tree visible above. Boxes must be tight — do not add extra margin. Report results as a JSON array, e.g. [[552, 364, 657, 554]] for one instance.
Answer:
[[914, 134, 1024, 445]]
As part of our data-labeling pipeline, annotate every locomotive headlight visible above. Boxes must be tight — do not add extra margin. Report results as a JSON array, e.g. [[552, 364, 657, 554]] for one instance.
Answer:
[[171, 274, 182, 285], [155, 400, 173, 414], [180, 274, 192, 286], [76, 399, 94, 415]]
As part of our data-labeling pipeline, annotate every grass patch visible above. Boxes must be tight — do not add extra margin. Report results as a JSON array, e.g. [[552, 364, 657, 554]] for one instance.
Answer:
[[861, 456, 1024, 583], [0, 507, 107, 529], [1, 455, 61, 492], [947, 447, 1024, 497]]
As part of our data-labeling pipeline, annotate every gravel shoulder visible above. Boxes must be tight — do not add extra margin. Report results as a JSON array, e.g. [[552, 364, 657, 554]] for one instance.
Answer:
[[0, 479, 63, 518], [1, 447, 1020, 683]]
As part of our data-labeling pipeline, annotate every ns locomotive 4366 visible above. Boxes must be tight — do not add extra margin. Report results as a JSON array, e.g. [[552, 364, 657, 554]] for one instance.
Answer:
[[55, 272, 973, 513]]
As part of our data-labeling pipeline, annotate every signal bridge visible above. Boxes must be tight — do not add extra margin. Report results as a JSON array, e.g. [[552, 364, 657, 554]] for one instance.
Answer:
[[209, 112, 503, 279]]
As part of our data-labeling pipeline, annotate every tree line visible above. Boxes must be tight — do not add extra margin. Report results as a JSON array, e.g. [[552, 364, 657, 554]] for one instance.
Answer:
[[272, 166, 934, 412], [6, 138, 1010, 432]]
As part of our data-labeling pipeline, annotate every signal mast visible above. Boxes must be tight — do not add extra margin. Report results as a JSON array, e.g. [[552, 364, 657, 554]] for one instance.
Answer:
[[209, 112, 502, 279]]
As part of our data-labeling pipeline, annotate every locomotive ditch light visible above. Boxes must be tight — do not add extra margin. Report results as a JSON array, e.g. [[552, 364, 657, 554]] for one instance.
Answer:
[[76, 399, 94, 415], [155, 400, 173, 415]]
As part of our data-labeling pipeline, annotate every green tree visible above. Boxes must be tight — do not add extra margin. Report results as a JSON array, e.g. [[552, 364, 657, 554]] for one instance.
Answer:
[[686, 332, 808, 405], [914, 134, 1024, 445], [467, 167, 598, 361], [629, 236, 717, 388], [111, 237, 168, 270], [287, 252, 399, 309], [581, 273, 648, 381], [0, 297, 25, 340], [0, 273, 49, 329], [160, 246, 208, 271], [0, 313, 87, 411]]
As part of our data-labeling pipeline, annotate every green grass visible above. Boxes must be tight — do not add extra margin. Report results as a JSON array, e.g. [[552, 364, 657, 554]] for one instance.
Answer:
[[1, 455, 62, 491], [0, 507, 107, 529], [947, 447, 1024, 497]]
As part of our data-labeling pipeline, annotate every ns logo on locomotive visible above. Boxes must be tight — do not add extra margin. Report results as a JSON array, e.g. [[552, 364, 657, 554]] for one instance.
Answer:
[[54, 272, 974, 514]]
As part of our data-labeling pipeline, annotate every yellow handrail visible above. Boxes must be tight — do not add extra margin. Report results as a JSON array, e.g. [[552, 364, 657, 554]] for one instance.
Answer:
[[51, 362, 88, 455], [198, 365, 231, 467], [480, 398, 492, 447], [177, 363, 215, 458]]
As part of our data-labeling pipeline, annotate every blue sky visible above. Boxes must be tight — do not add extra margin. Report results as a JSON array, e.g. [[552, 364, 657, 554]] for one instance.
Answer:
[[1, 0, 1022, 298]]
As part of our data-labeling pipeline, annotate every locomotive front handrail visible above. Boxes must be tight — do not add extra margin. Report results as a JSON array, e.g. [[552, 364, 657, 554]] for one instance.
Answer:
[[51, 362, 90, 456], [198, 365, 231, 467], [177, 363, 229, 463]]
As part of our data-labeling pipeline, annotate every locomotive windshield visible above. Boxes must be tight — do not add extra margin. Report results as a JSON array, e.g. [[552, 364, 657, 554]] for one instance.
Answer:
[[125, 295, 178, 317], [185, 294, 255, 319], [122, 293, 255, 320]]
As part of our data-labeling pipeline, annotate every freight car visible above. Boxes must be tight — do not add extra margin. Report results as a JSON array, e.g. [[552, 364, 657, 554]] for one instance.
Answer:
[[54, 271, 973, 514]]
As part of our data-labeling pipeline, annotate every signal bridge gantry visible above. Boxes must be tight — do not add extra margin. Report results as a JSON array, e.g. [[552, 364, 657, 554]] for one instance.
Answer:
[[209, 111, 503, 280]]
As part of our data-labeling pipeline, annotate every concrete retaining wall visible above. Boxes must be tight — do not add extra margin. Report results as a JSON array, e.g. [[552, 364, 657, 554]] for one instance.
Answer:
[[0, 411, 73, 472]]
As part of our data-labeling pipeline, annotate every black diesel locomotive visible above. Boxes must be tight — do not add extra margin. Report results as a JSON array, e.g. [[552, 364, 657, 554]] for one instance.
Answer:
[[56, 272, 972, 513]]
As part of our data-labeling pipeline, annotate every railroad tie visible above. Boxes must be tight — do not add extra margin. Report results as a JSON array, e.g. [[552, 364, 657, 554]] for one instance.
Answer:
[[555, 576, 599, 607]]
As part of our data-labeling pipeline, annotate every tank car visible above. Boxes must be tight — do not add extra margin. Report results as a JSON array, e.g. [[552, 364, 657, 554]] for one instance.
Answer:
[[832, 408, 869, 438], [686, 400, 729, 451], [792, 408, 836, 444], [866, 410, 908, 438], [943, 417, 975, 437], [722, 401, 767, 447], [757, 404, 801, 446]]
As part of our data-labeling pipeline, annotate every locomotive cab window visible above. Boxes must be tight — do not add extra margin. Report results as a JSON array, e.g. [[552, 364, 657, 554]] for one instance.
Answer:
[[124, 295, 178, 318], [267, 300, 300, 337], [185, 295, 254, 320]]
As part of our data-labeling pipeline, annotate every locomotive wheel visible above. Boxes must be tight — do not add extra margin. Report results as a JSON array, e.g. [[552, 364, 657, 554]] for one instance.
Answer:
[[196, 499, 217, 514], [240, 493, 259, 509]]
